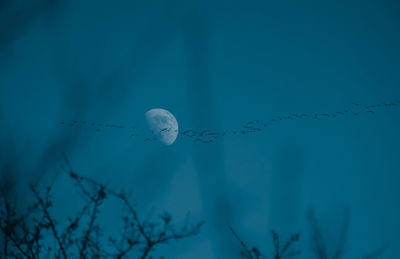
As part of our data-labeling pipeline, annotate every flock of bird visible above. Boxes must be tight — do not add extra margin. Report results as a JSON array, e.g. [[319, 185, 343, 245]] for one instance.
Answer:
[[59, 99, 400, 144]]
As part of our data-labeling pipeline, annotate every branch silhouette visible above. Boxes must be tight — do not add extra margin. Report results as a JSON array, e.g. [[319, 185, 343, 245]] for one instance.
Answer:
[[0, 158, 204, 259], [229, 226, 300, 259]]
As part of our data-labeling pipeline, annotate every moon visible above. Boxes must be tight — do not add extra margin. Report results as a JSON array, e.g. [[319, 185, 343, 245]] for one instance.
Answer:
[[145, 108, 179, 145]]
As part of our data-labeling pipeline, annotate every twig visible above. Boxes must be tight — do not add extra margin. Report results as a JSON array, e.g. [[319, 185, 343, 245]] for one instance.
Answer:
[[30, 185, 68, 259]]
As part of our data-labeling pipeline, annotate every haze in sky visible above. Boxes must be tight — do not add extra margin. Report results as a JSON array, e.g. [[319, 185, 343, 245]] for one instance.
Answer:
[[0, 0, 399, 258]]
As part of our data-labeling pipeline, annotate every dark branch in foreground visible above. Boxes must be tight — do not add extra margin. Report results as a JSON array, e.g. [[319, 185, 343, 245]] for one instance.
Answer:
[[230, 208, 388, 259], [0, 158, 204, 259], [229, 226, 300, 259]]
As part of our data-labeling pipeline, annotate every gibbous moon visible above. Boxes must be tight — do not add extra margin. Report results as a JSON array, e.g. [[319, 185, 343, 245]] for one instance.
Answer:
[[145, 108, 179, 145]]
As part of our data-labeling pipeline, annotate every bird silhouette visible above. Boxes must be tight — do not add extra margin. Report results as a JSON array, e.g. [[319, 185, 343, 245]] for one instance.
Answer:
[[58, 98, 400, 144]]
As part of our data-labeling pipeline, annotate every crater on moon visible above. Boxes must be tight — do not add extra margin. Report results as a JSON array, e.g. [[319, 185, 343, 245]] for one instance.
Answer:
[[145, 108, 179, 145]]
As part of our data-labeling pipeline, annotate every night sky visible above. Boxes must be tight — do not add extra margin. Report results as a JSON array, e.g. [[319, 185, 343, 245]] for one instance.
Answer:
[[1, 0, 399, 258]]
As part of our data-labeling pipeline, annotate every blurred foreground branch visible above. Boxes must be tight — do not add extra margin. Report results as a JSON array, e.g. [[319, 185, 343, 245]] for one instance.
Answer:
[[307, 209, 387, 259]]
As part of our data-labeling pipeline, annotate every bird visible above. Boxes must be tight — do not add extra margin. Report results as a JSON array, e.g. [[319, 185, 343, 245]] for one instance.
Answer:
[[160, 127, 170, 133], [205, 132, 219, 136], [199, 130, 211, 136]]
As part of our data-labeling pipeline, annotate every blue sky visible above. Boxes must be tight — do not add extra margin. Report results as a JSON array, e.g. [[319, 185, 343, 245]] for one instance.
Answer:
[[1, 0, 399, 258]]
